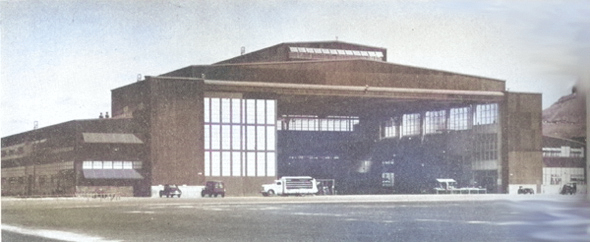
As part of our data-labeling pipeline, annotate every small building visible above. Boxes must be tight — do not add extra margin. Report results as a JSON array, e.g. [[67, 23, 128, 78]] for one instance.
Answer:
[[1, 119, 148, 197], [541, 136, 586, 194]]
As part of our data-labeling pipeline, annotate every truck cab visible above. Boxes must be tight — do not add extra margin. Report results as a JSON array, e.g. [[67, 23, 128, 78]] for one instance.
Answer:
[[434, 179, 458, 194]]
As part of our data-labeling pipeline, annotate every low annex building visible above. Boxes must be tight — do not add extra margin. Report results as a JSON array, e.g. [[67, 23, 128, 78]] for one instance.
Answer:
[[1, 41, 543, 197], [1, 119, 147, 197]]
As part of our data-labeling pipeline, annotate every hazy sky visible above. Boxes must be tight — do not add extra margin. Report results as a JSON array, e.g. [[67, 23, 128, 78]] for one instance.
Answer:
[[2, 0, 589, 137]]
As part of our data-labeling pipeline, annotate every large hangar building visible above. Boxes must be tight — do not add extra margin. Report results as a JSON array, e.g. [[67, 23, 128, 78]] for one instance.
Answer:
[[2, 41, 543, 196]]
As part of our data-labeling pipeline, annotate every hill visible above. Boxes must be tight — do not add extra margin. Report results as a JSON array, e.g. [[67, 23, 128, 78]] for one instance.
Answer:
[[542, 89, 586, 142]]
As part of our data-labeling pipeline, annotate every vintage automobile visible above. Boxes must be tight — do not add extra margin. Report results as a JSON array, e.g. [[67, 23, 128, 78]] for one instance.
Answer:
[[560, 183, 577, 195], [201, 181, 226, 197], [517, 186, 535, 194], [159, 184, 182, 198]]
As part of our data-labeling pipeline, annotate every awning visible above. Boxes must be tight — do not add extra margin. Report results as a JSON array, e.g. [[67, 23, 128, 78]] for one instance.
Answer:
[[83, 169, 144, 179], [82, 133, 143, 144]]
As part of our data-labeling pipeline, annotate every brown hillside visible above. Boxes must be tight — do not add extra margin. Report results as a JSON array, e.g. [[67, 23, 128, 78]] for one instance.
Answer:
[[542, 91, 586, 141]]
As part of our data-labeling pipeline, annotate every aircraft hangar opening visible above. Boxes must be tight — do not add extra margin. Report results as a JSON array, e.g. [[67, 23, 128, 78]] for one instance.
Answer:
[[198, 77, 506, 194]]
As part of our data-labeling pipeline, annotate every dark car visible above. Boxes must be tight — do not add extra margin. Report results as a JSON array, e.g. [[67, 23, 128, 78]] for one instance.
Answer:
[[159, 184, 182, 198], [201, 181, 226, 197], [560, 183, 577, 195], [517, 186, 534, 194]]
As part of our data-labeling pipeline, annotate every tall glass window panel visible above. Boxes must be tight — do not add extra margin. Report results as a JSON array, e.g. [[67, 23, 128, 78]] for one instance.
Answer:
[[424, 110, 446, 134], [450, 107, 470, 130], [301, 118, 309, 130], [242, 153, 246, 176], [231, 125, 241, 150], [401, 113, 420, 136], [246, 100, 256, 124], [211, 125, 221, 150], [331, 119, 339, 131], [342, 119, 350, 131], [204, 98, 210, 123], [247, 152, 256, 177], [247, 126, 256, 150], [266, 100, 275, 124], [475, 134, 498, 161], [221, 125, 231, 150], [474, 103, 498, 125], [347, 119, 354, 131], [221, 98, 231, 123], [383, 119, 396, 138], [257, 152, 266, 176], [204, 97, 276, 178], [204, 152, 211, 176], [210, 98, 220, 123], [320, 119, 328, 131], [204, 125, 210, 149], [231, 99, 242, 124], [291, 118, 303, 130], [257, 126, 266, 151], [232, 152, 241, 176], [256, 100, 266, 125], [222, 152, 231, 176], [211, 152, 221, 176]]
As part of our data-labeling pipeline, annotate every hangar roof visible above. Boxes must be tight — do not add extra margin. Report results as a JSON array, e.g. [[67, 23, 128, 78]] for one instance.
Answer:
[[162, 58, 505, 92], [215, 41, 388, 64], [119, 41, 508, 119]]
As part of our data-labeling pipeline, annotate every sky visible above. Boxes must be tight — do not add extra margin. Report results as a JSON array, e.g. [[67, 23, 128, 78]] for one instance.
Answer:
[[2, 0, 589, 137]]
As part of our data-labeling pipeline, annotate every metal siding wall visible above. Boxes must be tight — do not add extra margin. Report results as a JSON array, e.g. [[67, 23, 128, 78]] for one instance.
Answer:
[[149, 78, 204, 186], [502, 92, 543, 190]]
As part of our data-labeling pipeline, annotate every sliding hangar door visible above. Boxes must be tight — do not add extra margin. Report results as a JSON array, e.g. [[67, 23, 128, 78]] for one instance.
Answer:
[[200, 79, 506, 195]]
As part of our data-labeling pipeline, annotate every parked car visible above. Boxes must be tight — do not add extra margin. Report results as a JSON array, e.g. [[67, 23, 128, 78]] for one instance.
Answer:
[[517, 186, 534, 194], [159, 184, 182, 198], [560, 183, 577, 195], [201, 181, 226, 197]]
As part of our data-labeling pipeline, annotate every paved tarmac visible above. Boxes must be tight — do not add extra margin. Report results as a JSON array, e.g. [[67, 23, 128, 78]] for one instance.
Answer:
[[1, 193, 579, 203], [2, 194, 589, 242]]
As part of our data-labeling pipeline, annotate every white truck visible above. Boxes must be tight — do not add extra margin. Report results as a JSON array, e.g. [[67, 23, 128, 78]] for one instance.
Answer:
[[261, 176, 318, 196], [434, 178, 487, 194], [434, 178, 459, 194]]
